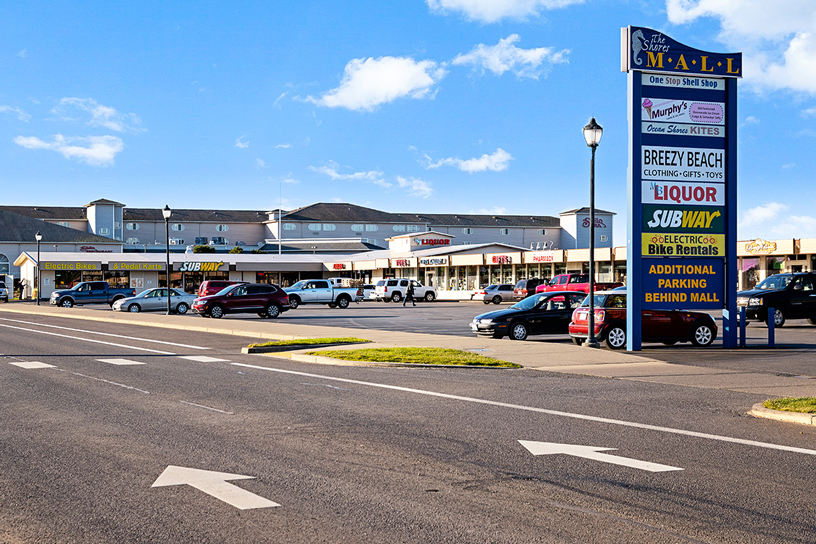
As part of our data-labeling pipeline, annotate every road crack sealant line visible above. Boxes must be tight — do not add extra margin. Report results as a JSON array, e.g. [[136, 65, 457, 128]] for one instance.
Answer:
[[232, 363, 816, 457]]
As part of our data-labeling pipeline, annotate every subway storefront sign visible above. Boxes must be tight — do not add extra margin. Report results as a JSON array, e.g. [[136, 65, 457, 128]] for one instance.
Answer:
[[642, 258, 724, 309], [176, 261, 226, 272]]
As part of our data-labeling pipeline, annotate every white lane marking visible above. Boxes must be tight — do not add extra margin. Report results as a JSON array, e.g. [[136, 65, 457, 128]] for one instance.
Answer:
[[179, 356, 230, 363], [0, 322, 176, 355], [10, 361, 55, 369], [301, 382, 349, 390], [152, 466, 280, 510], [0, 317, 209, 350], [232, 363, 816, 457], [179, 401, 234, 414], [68, 371, 151, 394], [518, 440, 684, 472], [97, 358, 146, 366]]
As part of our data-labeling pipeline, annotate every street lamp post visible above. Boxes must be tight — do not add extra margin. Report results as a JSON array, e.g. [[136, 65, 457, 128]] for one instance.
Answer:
[[582, 117, 603, 348], [35, 231, 42, 305], [162, 205, 172, 315]]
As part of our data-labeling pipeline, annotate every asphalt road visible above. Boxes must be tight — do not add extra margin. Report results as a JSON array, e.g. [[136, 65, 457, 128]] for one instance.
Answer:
[[2, 314, 816, 543]]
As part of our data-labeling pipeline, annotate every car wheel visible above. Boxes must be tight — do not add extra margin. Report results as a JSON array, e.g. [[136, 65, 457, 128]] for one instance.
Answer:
[[60, 298, 74, 308], [662, 341, 677, 345], [771, 308, 786, 327], [483, 301, 490, 305], [336, 296, 350, 309], [391, 292, 402, 303], [424, 292, 435, 302], [288, 296, 300, 310], [209, 304, 224, 319], [176, 302, 189, 315], [128, 304, 141, 313], [572, 337, 584, 346], [265, 303, 281, 319], [111, 296, 124, 307], [509, 321, 529, 341], [492, 295, 502, 305], [808, 318, 816, 325], [605, 324, 626, 350], [691, 322, 715, 347]]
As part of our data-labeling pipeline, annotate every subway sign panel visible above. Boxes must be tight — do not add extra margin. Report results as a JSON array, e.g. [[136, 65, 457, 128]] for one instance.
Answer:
[[624, 25, 739, 348]]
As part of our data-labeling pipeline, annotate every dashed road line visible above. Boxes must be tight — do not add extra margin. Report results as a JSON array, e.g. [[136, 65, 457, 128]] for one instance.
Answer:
[[10, 361, 55, 369], [97, 358, 146, 366], [179, 356, 231, 363]]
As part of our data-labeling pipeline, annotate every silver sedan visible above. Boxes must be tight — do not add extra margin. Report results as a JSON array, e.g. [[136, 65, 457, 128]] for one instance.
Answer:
[[472, 284, 515, 304], [112, 288, 197, 314]]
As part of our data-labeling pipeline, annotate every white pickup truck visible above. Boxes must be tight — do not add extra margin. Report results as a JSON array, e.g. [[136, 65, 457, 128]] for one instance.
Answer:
[[372, 279, 436, 303], [284, 278, 362, 309]]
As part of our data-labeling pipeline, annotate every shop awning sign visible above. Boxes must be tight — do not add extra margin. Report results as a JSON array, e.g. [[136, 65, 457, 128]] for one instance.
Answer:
[[177, 261, 225, 272]]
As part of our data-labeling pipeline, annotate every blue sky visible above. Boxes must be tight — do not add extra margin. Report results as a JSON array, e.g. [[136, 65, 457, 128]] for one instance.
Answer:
[[1, 0, 815, 246]]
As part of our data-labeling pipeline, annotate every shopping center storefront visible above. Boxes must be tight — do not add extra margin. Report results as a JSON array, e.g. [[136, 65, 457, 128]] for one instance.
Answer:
[[15, 235, 816, 300]]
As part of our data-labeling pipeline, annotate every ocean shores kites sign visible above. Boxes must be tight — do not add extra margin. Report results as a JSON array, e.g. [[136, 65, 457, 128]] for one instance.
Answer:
[[624, 26, 740, 349]]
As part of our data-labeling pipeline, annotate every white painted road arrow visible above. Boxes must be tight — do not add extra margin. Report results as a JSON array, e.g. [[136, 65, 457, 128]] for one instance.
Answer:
[[518, 441, 683, 473], [152, 466, 281, 509]]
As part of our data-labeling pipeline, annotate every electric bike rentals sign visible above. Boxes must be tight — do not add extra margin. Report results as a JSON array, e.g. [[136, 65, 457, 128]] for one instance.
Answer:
[[623, 26, 740, 349]]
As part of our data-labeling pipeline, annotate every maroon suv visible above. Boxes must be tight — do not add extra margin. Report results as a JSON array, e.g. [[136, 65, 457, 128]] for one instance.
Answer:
[[192, 283, 290, 319], [198, 280, 246, 297]]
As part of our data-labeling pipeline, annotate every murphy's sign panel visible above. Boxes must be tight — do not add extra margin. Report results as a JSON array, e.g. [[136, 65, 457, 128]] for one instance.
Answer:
[[642, 205, 724, 233], [623, 26, 742, 78], [641, 98, 724, 125]]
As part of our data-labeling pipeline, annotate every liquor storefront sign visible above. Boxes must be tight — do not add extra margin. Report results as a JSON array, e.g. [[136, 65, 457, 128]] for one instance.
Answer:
[[623, 26, 740, 349]]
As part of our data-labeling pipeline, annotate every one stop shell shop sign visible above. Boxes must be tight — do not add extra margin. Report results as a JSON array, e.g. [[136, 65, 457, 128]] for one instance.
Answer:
[[642, 259, 724, 310]]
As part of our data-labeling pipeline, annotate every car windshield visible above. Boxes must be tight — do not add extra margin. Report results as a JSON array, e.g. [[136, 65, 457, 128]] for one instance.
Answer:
[[289, 280, 307, 290], [511, 294, 547, 311], [754, 274, 793, 291]]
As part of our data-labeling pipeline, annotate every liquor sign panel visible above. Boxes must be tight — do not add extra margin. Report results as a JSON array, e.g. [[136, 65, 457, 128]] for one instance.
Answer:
[[624, 25, 740, 349], [642, 258, 724, 310]]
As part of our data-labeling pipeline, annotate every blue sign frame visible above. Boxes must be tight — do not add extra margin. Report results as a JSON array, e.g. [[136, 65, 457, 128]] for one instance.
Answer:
[[624, 26, 739, 350]]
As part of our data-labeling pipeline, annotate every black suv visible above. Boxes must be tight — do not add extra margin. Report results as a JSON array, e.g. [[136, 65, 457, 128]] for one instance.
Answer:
[[737, 272, 816, 327], [513, 278, 546, 300]]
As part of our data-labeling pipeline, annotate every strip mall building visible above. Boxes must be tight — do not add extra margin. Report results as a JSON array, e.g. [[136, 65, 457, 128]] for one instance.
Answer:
[[3, 200, 813, 300]]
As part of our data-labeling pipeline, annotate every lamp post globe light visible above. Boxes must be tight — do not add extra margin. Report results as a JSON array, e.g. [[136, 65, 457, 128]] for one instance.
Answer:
[[582, 118, 603, 349], [35, 231, 42, 305], [162, 205, 172, 315]]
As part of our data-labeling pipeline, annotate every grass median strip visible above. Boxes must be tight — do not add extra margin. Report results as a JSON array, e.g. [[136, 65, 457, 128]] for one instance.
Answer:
[[305, 347, 520, 368], [248, 337, 370, 348], [764, 397, 816, 414]]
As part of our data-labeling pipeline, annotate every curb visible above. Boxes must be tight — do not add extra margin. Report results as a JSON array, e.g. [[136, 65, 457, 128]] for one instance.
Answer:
[[286, 352, 518, 368], [241, 342, 369, 354], [749, 402, 816, 426]]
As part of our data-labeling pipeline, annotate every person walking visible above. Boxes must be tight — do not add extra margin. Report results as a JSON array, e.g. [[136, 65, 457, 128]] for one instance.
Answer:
[[403, 281, 416, 307]]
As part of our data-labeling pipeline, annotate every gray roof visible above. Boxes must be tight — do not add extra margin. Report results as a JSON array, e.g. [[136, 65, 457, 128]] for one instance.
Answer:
[[258, 240, 385, 253], [124, 208, 269, 222], [560, 207, 616, 216], [0, 206, 88, 221], [404, 212, 560, 228], [283, 203, 402, 223], [0, 209, 119, 244]]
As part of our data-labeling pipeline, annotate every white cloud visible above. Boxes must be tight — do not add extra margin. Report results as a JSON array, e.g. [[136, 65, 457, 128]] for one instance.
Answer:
[[56, 98, 143, 132], [769, 214, 816, 238], [666, 0, 816, 94], [235, 136, 249, 148], [310, 163, 389, 186], [255, 158, 267, 168], [801, 107, 816, 117], [739, 202, 788, 228], [396, 176, 433, 198], [308, 56, 447, 111], [17, 49, 26, 58], [426, 148, 513, 172], [281, 176, 300, 184], [741, 116, 759, 126], [14, 134, 124, 166], [453, 35, 569, 79], [427, 0, 585, 23], [782, 163, 795, 169], [275, 143, 291, 148], [471, 206, 507, 214], [0, 106, 31, 122]]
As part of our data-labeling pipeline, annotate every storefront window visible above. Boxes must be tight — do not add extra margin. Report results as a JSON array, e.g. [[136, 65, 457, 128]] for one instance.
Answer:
[[478, 266, 489, 289], [55, 270, 82, 289], [517, 265, 528, 281], [104, 271, 129, 288], [503, 265, 513, 284], [491, 265, 501, 284], [0, 254, 8, 274], [768, 257, 785, 273], [741, 257, 760, 290], [614, 263, 627, 284]]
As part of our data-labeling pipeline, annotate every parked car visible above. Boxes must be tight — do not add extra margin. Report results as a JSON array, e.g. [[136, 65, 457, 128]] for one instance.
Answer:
[[472, 284, 515, 304], [192, 283, 290, 319], [373, 279, 436, 302], [568, 291, 718, 349], [470, 291, 586, 340], [736, 272, 816, 327], [360, 284, 376, 300], [50, 281, 136, 308], [513, 278, 547, 300], [284, 278, 362, 309], [536, 274, 624, 295], [112, 288, 197, 314], [0, 281, 8, 302], [198, 280, 246, 297]]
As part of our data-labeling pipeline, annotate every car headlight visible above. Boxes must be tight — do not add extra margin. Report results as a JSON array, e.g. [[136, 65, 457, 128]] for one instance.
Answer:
[[749, 297, 763, 306]]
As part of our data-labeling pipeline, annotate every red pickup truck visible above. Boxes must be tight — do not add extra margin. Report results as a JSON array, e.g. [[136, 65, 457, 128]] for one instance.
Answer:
[[535, 274, 623, 295]]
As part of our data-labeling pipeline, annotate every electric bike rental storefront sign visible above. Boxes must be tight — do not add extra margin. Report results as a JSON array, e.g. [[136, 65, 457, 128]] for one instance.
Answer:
[[623, 26, 740, 349]]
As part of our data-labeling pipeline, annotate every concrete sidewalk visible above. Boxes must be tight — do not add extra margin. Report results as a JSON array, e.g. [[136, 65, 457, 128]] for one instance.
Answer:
[[3, 303, 816, 399]]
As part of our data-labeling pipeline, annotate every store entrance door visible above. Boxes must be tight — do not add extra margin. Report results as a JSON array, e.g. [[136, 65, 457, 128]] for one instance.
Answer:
[[425, 270, 435, 288]]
